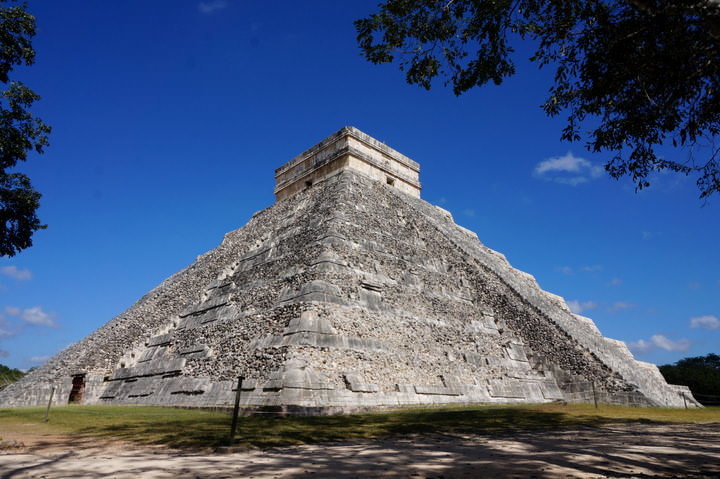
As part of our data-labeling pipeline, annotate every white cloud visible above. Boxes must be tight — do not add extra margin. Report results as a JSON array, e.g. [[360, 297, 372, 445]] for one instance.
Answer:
[[0, 349, 8, 358], [607, 278, 623, 287], [0, 316, 17, 338], [567, 300, 599, 314], [689, 315, 720, 331], [627, 339, 653, 354], [29, 355, 49, 363], [20, 307, 57, 327], [3, 306, 57, 328], [556, 266, 573, 275], [626, 334, 692, 355], [198, 0, 228, 14], [608, 301, 634, 313], [688, 282, 702, 290], [0, 325, 16, 339], [651, 334, 691, 352], [534, 152, 603, 186], [581, 265, 604, 272], [641, 231, 658, 240], [0, 266, 31, 281]]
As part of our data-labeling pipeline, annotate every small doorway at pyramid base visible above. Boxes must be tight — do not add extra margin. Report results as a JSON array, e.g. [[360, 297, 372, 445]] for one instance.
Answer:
[[68, 374, 86, 403]]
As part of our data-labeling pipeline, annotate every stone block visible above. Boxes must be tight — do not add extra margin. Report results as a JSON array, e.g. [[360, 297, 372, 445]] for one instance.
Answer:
[[414, 385, 462, 396], [284, 311, 337, 335], [179, 293, 231, 318], [99, 380, 123, 399], [147, 333, 173, 347], [504, 343, 529, 362], [488, 380, 526, 399], [137, 347, 157, 363], [344, 374, 379, 393], [168, 378, 208, 395], [539, 380, 564, 400]]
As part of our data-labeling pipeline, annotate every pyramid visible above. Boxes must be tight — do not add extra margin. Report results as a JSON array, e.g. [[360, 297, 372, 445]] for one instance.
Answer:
[[1, 127, 697, 412]]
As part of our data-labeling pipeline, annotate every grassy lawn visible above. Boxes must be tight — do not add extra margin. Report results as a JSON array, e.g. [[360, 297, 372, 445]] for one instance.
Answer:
[[1, 403, 719, 450]]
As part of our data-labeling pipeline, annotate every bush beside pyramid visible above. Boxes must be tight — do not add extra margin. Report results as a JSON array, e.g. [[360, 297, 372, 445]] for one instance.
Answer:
[[0, 127, 697, 411]]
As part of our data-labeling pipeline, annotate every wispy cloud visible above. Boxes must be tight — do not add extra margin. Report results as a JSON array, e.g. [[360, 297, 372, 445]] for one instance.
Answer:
[[0, 317, 16, 338], [641, 231, 659, 240], [534, 152, 603, 186], [607, 278, 623, 287], [627, 338, 653, 354], [3, 306, 57, 328], [608, 301, 635, 313], [651, 334, 692, 352], [0, 265, 31, 281], [627, 334, 692, 355], [689, 315, 720, 331], [198, 0, 228, 14], [462, 208, 476, 217], [567, 300, 599, 314], [29, 355, 49, 363], [556, 266, 573, 275], [556, 265, 606, 276], [688, 281, 702, 291], [0, 349, 8, 358]]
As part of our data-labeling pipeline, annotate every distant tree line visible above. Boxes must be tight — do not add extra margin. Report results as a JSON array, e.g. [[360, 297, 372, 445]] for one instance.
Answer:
[[659, 354, 720, 406], [0, 363, 25, 390]]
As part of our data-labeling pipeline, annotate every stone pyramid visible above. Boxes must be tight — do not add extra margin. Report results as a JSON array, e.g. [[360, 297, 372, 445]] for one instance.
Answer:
[[0, 127, 696, 412]]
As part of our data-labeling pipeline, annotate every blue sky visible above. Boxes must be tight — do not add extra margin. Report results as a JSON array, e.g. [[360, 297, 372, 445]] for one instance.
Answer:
[[0, 0, 717, 370]]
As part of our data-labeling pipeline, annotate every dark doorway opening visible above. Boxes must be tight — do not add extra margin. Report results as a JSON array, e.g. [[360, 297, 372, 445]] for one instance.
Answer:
[[68, 374, 86, 403]]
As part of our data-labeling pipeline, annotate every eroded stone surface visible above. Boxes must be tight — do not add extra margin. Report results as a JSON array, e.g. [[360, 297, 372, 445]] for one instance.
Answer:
[[0, 128, 698, 411]]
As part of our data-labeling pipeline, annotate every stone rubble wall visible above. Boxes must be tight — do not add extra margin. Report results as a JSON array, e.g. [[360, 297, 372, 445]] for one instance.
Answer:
[[0, 191, 314, 406], [0, 169, 692, 410], [389, 183, 688, 407]]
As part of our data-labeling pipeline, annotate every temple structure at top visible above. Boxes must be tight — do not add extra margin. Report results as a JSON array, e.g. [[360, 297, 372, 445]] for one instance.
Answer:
[[274, 126, 421, 202]]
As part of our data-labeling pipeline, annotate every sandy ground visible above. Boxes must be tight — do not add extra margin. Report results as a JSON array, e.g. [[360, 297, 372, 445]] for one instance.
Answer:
[[1, 423, 720, 478]]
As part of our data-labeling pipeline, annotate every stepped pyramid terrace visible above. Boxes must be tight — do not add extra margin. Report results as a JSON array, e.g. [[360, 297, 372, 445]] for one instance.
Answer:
[[0, 127, 698, 413]]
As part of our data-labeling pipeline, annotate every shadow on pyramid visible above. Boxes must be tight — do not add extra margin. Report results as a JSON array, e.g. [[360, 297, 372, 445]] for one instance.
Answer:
[[0, 127, 699, 413]]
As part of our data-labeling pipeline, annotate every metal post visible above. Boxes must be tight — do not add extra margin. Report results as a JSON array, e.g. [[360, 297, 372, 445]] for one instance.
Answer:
[[229, 376, 244, 443], [44, 385, 56, 422], [591, 381, 598, 409]]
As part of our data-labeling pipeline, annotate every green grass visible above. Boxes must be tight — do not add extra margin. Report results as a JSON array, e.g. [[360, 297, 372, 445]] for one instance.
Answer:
[[1, 403, 719, 450]]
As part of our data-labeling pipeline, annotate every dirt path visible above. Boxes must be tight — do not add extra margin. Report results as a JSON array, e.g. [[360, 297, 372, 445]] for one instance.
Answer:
[[1, 423, 719, 478]]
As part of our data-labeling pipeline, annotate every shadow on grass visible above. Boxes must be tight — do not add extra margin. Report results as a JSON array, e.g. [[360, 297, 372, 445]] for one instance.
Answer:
[[70, 406, 644, 450]]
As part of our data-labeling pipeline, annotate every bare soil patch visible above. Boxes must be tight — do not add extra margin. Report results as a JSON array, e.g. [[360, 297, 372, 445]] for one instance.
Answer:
[[1, 422, 719, 478]]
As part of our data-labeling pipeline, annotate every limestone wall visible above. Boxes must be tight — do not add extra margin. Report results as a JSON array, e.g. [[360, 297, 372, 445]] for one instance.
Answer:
[[0, 168, 692, 410], [274, 126, 421, 201]]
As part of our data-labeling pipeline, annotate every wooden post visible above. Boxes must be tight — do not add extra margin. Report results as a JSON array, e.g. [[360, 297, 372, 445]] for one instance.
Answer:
[[44, 385, 56, 422], [591, 382, 598, 409], [682, 393, 688, 409], [229, 376, 244, 443]]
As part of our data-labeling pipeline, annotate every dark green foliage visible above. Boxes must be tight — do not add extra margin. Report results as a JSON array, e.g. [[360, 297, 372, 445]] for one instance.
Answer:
[[659, 354, 720, 406], [0, 363, 25, 390], [0, 0, 50, 257], [356, 1, 720, 199]]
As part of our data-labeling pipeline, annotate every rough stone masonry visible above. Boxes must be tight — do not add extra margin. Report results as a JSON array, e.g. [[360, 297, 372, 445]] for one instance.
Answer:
[[0, 127, 698, 412]]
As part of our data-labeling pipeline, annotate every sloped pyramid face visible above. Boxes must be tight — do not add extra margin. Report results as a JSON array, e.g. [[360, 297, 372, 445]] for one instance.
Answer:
[[1, 128, 694, 411]]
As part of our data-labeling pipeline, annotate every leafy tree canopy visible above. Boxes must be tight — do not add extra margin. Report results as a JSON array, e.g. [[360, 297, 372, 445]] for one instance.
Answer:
[[659, 353, 720, 406], [356, 0, 720, 199], [0, 0, 50, 257], [0, 362, 25, 390]]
